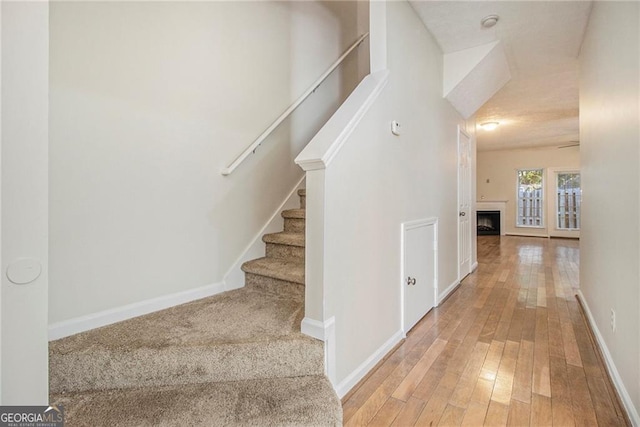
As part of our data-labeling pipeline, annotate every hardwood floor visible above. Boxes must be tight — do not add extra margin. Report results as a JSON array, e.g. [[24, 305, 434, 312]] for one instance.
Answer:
[[342, 236, 629, 426]]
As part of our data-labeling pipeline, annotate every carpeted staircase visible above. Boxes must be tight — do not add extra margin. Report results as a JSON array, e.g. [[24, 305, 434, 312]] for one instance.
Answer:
[[49, 189, 342, 426]]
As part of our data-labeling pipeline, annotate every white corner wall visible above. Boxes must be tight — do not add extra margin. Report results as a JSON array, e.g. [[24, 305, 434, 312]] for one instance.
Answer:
[[477, 146, 580, 237], [579, 1, 640, 422], [320, 1, 466, 392], [49, 1, 363, 327], [1, 1, 49, 404]]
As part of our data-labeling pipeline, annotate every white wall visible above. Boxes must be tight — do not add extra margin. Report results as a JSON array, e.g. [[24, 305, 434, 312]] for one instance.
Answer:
[[579, 1, 640, 422], [1, 1, 49, 404], [49, 1, 364, 325], [477, 146, 580, 236], [320, 1, 465, 388]]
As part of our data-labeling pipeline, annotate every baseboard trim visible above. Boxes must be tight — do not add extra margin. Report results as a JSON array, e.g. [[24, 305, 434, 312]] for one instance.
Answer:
[[301, 316, 332, 341], [335, 330, 403, 399], [576, 291, 639, 426], [48, 281, 226, 341], [438, 279, 460, 305], [471, 261, 478, 272], [504, 232, 549, 238]]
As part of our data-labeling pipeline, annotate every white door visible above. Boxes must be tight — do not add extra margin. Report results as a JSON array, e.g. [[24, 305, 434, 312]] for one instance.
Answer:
[[458, 126, 472, 280], [403, 219, 437, 333]]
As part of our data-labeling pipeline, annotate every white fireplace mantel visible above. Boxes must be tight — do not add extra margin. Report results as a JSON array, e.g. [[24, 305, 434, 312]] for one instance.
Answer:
[[476, 200, 507, 236]]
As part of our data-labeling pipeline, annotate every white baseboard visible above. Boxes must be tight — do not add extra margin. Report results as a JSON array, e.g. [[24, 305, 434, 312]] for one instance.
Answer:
[[335, 330, 403, 399], [471, 261, 478, 272], [505, 232, 549, 238], [576, 291, 640, 426], [301, 317, 331, 341], [438, 279, 460, 305], [48, 281, 226, 341]]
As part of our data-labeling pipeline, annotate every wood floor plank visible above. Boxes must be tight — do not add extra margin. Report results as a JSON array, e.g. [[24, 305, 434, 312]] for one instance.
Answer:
[[390, 397, 425, 427], [413, 371, 461, 426], [567, 364, 599, 426], [392, 338, 447, 401], [448, 341, 490, 408], [480, 340, 505, 382], [530, 393, 552, 426], [412, 340, 459, 402], [367, 397, 404, 427], [506, 399, 530, 426], [342, 236, 627, 427], [485, 401, 509, 426], [470, 377, 495, 406], [511, 340, 534, 404], [437, 404, 465, 426], [491, 340, 520, 405], [460, 401, 489, 426], [550, 356, 576, 427], [532, 307, 551, 397]]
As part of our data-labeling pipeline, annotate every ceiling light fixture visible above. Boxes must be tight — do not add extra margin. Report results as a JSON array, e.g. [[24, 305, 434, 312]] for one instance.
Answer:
[[480, 122, 499, 131], [481, 14, 499, 29]]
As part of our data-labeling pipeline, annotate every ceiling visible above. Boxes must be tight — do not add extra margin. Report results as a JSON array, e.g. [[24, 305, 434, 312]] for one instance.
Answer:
[[409, 1, 593, 151]]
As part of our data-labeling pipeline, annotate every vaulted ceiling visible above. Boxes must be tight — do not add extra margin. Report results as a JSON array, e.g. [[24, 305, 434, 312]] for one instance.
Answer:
[[409, 1, 593, 151]]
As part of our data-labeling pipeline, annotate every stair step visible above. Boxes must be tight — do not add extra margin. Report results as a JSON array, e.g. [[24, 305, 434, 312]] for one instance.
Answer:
[[241, 257, 304, 285], [264, 232, 305, 261], [282, 209, 305, 233], [244, 273, 304, 297], [263, 231, 305, 247], [282, 208, 305, 219], [52, 375, 341, 427], [49, 287, 320, 393]]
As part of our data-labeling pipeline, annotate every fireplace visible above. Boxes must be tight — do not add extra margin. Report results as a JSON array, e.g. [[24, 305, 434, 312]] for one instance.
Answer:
[[477, 210, 501, 235]]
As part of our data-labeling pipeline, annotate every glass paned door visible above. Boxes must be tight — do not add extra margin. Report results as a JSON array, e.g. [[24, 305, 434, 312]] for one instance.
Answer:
[[556, 172, 581, 230]]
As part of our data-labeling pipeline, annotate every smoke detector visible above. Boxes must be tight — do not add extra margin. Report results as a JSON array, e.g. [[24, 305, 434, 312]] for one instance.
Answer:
[[481, 15, 499, 28]]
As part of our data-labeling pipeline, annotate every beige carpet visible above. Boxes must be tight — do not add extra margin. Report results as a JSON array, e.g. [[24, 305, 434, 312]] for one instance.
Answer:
[[50, 188, 342, 425], [54, 375, 341, 427], [50, 287, 323, 393]]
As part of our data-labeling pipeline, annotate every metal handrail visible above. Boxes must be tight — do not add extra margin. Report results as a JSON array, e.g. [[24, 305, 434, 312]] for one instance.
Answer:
[[221, 32, 370, 176]]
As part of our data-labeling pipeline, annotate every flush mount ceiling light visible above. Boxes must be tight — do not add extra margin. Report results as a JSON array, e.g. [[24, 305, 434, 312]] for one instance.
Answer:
[[480, 121, 500, 131], [481, 14, 500, 28]]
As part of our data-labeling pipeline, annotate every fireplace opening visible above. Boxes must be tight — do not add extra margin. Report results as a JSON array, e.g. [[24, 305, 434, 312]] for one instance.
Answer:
[[477, 210, 500, 236]]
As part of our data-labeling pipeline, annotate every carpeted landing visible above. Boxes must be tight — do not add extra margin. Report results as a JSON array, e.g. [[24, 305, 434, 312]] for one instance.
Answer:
[[49, 189, 342, 426]]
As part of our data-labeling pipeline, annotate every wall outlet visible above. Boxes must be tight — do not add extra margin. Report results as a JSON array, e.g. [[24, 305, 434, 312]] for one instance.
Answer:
[[610, 309, 616, 332]]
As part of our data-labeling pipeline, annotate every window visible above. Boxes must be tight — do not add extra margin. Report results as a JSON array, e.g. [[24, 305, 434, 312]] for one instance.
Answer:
[[556, 172, 581, 230], [517, 169, 544, 227]]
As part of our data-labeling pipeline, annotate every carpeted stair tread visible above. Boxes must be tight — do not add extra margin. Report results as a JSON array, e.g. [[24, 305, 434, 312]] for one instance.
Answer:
[[263, 231, 305, 247], [241, 257, 304, 285], [282, 208, 306, 219], [52, 375, 342, 427], [51, 287, 305, 353], [49, 286, 322, 393]]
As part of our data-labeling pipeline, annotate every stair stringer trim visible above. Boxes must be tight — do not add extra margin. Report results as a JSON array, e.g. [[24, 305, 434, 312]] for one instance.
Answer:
[[222, 175, 306, 290]]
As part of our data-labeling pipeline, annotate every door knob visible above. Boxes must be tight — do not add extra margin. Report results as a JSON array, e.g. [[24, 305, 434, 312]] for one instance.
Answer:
[[406, 277, 416, 286], [459, 211, 466, 216]]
